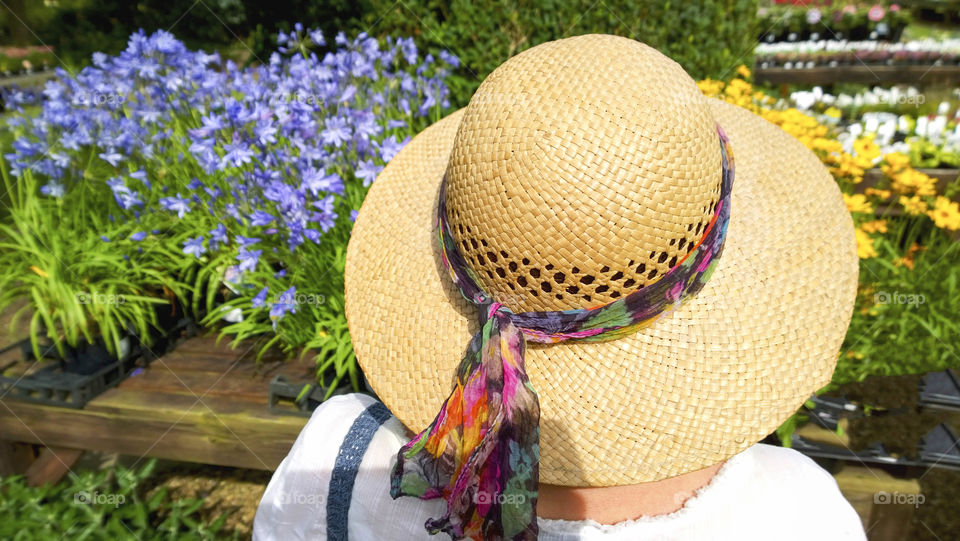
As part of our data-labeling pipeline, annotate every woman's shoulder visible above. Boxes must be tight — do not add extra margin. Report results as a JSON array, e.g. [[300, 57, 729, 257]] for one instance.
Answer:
[[735, 443, 867, 539], [253, 393, 444, 540]]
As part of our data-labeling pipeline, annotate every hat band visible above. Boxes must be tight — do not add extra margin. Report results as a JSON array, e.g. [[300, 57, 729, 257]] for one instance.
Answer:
[[390, 125, 735, 540]]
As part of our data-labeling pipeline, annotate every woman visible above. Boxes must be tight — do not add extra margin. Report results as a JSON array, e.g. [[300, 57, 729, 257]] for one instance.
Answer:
[[255, 34, 867, 540]]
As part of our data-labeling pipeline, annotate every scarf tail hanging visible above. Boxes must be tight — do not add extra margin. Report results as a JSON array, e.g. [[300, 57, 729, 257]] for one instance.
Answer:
[[391, 305, 540, 541]]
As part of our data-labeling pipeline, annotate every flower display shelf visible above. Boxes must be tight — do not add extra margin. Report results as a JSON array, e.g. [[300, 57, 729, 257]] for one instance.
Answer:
[[754, 64, 960, 86], [0, 69, 56, 89]]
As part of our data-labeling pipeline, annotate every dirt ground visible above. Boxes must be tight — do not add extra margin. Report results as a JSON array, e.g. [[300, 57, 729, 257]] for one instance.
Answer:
[[146, 462, 271, 538]]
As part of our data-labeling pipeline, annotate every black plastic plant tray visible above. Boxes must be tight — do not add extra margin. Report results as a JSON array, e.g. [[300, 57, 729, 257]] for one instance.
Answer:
[[0, 317, 195, 409], [0, 338, 144, 409], [803, 395, 864, 430], [919, 423, 960, 470], [792, 423, 960, 472], [268, 374, 350, 417], [919, 370, 960, 412], [791, 435, 917, 467]]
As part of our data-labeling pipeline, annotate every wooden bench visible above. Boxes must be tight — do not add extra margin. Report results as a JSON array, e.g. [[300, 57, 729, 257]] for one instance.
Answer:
[[0, 334, 313, 483]]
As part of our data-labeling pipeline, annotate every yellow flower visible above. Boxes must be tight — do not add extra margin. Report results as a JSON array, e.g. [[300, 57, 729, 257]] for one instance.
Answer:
[[855, 227, 877, 259], [860, 220, 887, 234], [882, 152, 911, 172], [696, 78, 724, 98], [812, 137, 844, 154], [824, 107, 842, 119], [864, 187, 891, 199], [899, 195, 928, 215], [891, 168, 937, 196], [844, 193, 873, 214], [927, 196, 960, 230], [853, 136, 881, 164], [736, 64, 751, 79]]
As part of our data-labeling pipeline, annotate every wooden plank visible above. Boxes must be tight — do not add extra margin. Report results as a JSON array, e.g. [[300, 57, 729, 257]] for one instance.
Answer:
[[755, 65, 960, 86], [834, 465, 921, 541], [147, 350, 315, 380], [24, 447, 83, 486], [796, 419, 851, 447], [87, 388, 272, 417], [0, 395, 308, 471], [117, 370, 272, 401]]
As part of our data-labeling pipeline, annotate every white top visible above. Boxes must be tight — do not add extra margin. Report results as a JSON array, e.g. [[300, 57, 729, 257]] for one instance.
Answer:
[[254, 393, 867, 541]]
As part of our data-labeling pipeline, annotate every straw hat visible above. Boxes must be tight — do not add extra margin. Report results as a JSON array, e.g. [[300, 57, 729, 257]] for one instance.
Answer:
[[345, 34, 858, 487]]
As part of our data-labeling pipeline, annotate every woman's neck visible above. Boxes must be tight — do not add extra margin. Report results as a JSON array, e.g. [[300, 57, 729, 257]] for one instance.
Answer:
[[536, 461, 725, 524]]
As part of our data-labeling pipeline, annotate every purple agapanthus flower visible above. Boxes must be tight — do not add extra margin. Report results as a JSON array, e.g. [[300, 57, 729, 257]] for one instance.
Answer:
[[301, 168, 344, 196], [99, 151, 123, 167], [220, 141, 255, 169], [183, 236, 206, 258], [209, 223, 228, 251], [355, 159, 382, 187], [270, 286, 298, 328], [252, 286, 269, 308], [237, 246, 262, 272], [251, 210, 275, 227], [235, 235, 260, 247], [159, 194, 191, 218], [321, 116, 351, 146]]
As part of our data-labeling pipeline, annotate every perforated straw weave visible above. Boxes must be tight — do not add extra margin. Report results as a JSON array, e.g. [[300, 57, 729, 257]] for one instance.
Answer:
[[345, 34, 858, 486]]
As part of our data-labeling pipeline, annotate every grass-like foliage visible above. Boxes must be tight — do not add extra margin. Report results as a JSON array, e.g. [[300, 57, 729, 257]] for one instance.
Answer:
[[0, 459, 232, 540]]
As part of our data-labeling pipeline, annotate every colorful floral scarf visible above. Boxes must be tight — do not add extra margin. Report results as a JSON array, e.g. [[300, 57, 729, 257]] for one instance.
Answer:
[[389, 126, 735, 540]]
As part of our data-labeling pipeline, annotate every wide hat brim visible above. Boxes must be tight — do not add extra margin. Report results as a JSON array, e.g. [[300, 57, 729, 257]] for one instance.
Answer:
[[345, 99, 858, 486]]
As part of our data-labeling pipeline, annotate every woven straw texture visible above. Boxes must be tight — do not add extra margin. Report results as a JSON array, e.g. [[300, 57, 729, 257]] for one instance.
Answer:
[[345, 34, 858, 486]]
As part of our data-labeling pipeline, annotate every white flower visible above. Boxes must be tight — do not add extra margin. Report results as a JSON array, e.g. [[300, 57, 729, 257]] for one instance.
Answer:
[[221, 306, 244, 323]]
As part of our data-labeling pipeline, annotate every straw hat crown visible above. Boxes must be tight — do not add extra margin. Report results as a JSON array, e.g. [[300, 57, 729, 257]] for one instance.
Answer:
[[444, 34, 724, 312]]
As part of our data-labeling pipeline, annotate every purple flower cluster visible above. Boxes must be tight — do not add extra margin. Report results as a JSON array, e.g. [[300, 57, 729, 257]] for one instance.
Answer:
[[4, 27, 456, 326]]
